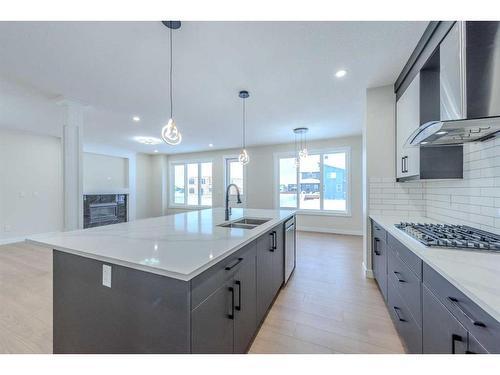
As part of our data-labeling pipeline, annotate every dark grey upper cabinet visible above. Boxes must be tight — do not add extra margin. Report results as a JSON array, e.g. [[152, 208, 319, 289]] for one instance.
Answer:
[[423, 285, 468, 354], [233, 252, 257, 354], [191, 279, 234, 354]]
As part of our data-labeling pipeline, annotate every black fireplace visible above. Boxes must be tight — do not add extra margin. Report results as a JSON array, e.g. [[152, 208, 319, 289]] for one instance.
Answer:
[[83, 194, 127, 228]]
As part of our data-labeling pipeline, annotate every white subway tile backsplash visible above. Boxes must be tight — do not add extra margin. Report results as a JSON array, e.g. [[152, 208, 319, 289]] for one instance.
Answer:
[[369, 140, 500, 235]]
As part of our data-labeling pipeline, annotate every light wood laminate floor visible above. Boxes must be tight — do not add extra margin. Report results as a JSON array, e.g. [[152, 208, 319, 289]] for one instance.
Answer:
[[0, 232, 403, 354]]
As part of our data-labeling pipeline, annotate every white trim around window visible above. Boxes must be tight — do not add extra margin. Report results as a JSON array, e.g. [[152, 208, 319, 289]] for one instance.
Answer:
[[168, 158, 214, 209], [273, 147, 352, 216]]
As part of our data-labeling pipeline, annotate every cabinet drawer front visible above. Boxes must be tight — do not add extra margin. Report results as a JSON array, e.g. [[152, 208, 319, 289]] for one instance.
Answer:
[[191, 242, 256, 309], [387, 234, 422, 280], [388, 248, 422, 326], [388, 278, 423, 353], [372, 220, 387, 243], [423, 263, 500, 353]]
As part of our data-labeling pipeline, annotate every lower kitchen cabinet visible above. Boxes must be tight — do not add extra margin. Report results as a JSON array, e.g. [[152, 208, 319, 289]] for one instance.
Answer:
[[192, 220, 289, 354], [372, 221, 388, 301], [423, 285, 467, 354], [191, 242, 258, 354], [371, 219, 500, 354], [256, 224, 285, 324], [192, 279, 235, 354], [233, 251, 257, 354]]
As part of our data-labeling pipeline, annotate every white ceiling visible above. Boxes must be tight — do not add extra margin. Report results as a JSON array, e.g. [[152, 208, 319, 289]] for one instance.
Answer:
[[0, 21, 427, 154]]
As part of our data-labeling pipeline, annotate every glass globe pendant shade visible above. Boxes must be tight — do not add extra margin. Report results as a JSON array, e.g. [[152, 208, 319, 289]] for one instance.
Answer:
[[299, 148, 308, 160], [238, 148, 250, 165], [295, 157, 300, 168], [161, 118, 182, 145]]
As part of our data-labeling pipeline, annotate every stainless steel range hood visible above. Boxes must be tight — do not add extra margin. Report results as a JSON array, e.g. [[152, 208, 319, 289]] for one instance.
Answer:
[[406, 117, 500, 147]]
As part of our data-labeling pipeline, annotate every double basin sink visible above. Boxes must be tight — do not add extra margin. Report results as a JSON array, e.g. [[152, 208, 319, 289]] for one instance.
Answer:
[[218, 217, 271, 230]]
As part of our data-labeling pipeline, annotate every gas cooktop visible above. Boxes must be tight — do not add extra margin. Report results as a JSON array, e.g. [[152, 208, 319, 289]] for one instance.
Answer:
[[395, 222, 500, 251]]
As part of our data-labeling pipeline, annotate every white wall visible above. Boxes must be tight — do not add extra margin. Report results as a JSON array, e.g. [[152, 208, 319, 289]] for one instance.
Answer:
[[165, 136, 363, 234], [83, 152, 128, 194], [135, 153, 154, 219], [0, 128, 63, 242], [363, 85, 396, 275]]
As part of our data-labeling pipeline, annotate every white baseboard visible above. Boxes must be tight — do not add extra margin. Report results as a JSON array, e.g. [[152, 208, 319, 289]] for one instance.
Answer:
[[298, 226, 363, 236], [0, 236, 28, 246], [362, 261, 374, 278]]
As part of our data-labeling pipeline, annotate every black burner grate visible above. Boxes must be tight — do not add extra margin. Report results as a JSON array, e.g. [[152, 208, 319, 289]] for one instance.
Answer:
[[395, 222, 500, 251]]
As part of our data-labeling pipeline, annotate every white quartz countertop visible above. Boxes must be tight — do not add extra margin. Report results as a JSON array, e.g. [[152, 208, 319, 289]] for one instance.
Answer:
[[370, 214, 500, 323], [28, 208, 295, 281]]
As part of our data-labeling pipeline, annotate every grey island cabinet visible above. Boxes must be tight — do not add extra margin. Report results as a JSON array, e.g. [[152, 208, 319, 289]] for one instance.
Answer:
[[371, 218, 500, 354], [30, 208, 295, 354]]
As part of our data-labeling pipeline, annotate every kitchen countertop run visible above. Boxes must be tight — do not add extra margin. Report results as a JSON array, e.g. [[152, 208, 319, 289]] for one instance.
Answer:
[[370, 214, 500, 323], [28, 208, 295, 281]]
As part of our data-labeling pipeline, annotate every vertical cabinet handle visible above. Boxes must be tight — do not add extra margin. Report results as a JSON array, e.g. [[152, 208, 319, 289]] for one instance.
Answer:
[[448, 297, 486, 328], [269, 232, 275, 252], [393, 306, 406, 322], [374, 238, 381, 256], [273, 231, 277, 250], [401, 157, 405, 174], [235, 280, 242, 311], [451, 334, 463, 354], [228, 287, 235, 320]]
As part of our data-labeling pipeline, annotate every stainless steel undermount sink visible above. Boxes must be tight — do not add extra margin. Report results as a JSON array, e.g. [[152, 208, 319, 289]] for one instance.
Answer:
[[218, 217, 271, 230]]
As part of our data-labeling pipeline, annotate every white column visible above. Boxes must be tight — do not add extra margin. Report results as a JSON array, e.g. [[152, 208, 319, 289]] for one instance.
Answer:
[[59, 100, 85, 231]]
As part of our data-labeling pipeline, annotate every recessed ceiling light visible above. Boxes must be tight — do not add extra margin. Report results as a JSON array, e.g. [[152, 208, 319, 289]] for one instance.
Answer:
[[208, 143, 214, 148], [421, 141, 428, 145], [335, 69, 347, 78], [134, 136, 162, 145], [436, 131, 448, 135], [154, 149, 159, 153], [132, 116, 141, 122]]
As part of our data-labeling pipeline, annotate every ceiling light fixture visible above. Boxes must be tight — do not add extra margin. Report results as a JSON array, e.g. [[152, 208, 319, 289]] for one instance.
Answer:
[[293, 127, 309, 167], [134, 136, 162, 145], [132, 116, 141, 122], [208, 143, 214, 148], [154, 149, 159, 153], [335, 69, 347, 78], [436, 131, 448, 135], [161, 21, 182, 146], [238, 90, 250, 166]]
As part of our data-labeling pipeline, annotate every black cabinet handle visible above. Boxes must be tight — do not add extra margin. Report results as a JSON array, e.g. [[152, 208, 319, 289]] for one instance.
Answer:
[[273, 231, 277, 250], [374, 238, 381, 256], [269, 232, 275, 252], [451, 334, 463, 354], [393, 306, 406, 322], [393, 271, 406, 283], [448, 297, 486, 328], [235, 280, 241, 311], [225, 257, 243, 271], [228, 286, 235, 320]]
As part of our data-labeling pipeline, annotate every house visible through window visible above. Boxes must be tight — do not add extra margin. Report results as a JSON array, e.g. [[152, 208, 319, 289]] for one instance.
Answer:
[[277, 149, 349, 213], [171, 161, 213, 207]]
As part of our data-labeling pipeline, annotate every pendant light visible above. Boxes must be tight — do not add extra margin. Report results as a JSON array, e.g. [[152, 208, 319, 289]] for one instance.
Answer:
[[161, 21, 182, 146], [238, 90, 250, 165], [293, 127, 309, 166]]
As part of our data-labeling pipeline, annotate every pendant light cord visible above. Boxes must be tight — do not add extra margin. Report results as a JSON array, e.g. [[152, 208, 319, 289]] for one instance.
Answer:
[[169, 26, 173, 119], [242, 98, 246, 149]]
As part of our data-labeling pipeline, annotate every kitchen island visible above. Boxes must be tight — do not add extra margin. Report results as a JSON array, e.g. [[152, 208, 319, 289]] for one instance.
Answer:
[[29, 208, 296, 354]]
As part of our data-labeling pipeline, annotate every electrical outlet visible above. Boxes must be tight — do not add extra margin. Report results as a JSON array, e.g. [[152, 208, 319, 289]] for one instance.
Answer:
[[102, 264, 112, 288]]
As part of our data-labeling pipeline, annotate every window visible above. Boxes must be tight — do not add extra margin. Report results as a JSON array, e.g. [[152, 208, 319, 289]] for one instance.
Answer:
[[171, 161, 213, 207], [276, 148, 350, 214], [224, 157, 246, 205]]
